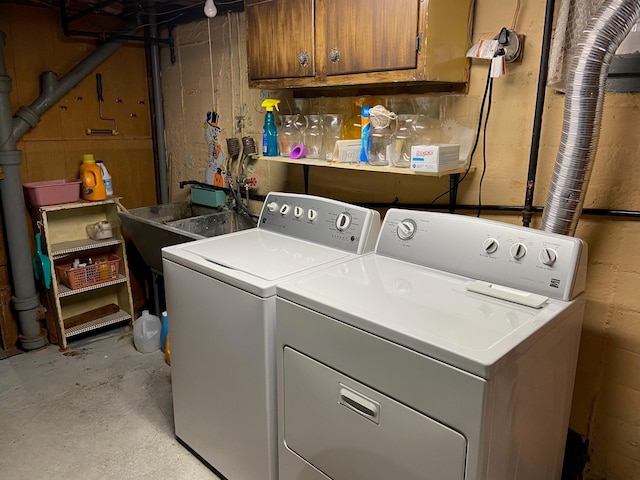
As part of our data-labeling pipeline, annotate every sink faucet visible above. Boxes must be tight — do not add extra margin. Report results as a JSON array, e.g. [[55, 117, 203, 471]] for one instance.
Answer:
[[179, 180, 226, 191]]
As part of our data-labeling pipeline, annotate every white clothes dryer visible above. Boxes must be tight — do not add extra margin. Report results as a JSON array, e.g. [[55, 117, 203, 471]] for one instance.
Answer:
[[275, 208, 588, 480], [161, 192, 380, 480]]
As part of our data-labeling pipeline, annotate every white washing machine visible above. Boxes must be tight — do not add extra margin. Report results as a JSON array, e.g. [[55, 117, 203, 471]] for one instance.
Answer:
[[161, 192, 381, 480], [275, 208, 588, 480]]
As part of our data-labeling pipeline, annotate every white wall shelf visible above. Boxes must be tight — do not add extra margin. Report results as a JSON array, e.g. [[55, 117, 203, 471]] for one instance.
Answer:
[[259, 156, 474, 211]]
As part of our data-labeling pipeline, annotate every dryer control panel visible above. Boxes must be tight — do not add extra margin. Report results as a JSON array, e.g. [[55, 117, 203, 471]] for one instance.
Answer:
[[376, 209, 588, 301], [258, 192, 381, 254]]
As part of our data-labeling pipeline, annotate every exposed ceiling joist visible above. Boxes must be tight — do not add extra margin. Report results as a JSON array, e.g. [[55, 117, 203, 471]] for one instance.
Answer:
[[5, 0, 244, 40]]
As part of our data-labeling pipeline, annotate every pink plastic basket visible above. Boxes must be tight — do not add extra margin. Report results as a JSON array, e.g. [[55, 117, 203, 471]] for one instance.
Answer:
[[23, 179, 82, 207]]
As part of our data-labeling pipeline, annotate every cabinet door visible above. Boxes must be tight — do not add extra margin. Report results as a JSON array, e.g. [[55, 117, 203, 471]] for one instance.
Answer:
[[246, 0, 315, 80], [320, 0, 420, 76]]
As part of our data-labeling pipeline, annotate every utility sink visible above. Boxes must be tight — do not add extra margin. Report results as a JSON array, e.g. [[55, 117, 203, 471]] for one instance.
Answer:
[[118, 202, 256, 273]]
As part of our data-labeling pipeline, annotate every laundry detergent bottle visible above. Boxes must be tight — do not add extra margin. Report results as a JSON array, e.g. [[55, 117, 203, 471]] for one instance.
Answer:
[[96, 159, 113, 196], [261, 99, 280, 156], [80, 154, 107, 201]]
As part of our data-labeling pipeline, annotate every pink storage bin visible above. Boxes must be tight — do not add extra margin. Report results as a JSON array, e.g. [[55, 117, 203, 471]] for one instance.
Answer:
[[23, 179, 82, 207]]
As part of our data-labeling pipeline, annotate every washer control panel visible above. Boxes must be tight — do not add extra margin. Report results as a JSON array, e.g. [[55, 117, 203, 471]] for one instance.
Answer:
[[258, 192, 381, 254], [376, 209, 588, 301]]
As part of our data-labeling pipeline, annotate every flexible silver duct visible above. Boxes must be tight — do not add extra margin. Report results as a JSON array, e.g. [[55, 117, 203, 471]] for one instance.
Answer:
[[541, 0, 640, 235]]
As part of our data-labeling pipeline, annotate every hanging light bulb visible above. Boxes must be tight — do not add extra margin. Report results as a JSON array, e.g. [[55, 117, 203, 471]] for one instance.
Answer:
[[204, 0, 217, 17]]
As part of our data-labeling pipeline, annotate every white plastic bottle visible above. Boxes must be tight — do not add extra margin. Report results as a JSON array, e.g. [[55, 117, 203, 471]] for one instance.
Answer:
[[133, 310, 162, 353], [96, 160, 113, 196]]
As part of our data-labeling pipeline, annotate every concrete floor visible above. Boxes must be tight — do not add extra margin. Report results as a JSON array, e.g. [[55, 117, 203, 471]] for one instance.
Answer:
[[0, 326, 220, 479]]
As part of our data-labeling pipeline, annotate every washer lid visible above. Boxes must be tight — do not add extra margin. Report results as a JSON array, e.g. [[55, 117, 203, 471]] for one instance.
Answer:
[[183, 229, 351, 281], [277, 254, 581, 378]]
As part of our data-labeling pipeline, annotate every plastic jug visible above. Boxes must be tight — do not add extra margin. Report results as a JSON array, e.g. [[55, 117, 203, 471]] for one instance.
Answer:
[[133, 310, 162, 353], [80, 154, 107, 201], [96, 160, 113, 196]]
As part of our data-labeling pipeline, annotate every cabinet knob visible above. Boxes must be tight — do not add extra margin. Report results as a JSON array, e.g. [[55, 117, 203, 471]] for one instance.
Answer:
[[328, 47, 341, 63], [298, 51, 310, 67]]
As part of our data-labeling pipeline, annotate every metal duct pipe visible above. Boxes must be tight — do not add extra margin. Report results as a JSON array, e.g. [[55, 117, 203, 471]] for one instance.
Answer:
[[0, 31, 125, 350], [147, 5, 169, 204], [0, 32, 46, 349], [541, 0, 640, 235], [522, 0, 555, 228]]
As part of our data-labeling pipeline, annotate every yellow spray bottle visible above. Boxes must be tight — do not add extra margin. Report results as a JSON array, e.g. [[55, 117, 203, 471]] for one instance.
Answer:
[[261, 99, 280, 156]]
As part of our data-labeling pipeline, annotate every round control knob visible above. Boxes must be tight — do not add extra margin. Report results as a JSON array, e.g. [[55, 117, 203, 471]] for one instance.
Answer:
[[294, 206, 304, 218], [336, 212, 352, 231], [280, 204, 291, 215], [539, 248, 558, 266], [307, 209, 318, 222], [482, 238, 499, 255], [267, 201, 278, 212], [396, 219, 417, 241], [510, 243, 527, 260]]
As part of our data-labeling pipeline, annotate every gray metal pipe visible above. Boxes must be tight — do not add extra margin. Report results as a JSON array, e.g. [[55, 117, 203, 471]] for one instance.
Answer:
[[12, 37, 125, 141], [0, 32, 46, 348], [148, 8, 169, 204], [541, 0, 640, 235], [0, 31, 125, 350]]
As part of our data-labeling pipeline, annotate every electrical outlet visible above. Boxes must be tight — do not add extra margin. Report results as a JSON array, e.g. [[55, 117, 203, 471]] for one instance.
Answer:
[[503, 31, 525, 63], [509, 34, 525, 63]]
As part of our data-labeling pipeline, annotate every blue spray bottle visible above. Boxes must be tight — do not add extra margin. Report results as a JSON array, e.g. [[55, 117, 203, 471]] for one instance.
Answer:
[[360, 106, 371, 163], [261, 99, 281, 156]]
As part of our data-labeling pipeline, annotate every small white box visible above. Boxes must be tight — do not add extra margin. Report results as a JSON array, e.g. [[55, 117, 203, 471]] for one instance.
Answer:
[[332, 140, 361, 164], [410, 144, 461, 172]]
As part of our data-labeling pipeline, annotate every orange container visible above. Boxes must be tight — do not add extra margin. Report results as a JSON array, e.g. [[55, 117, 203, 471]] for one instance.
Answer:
[[80, 154, 107, 201]]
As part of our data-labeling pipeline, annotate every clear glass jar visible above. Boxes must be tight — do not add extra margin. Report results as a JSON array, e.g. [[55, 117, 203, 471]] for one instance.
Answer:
[[277, 114, 302, 157], [412, 113, 441, 146], [390, 114, 417, 168], [366, 115, 395, 166], [342, 98, 362, 140], [320, 114, 344, 161], [303, 114, 323, 159]]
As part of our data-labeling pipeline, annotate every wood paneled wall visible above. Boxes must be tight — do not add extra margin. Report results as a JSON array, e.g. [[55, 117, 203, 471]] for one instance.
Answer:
[[1, 5, 157, 209]]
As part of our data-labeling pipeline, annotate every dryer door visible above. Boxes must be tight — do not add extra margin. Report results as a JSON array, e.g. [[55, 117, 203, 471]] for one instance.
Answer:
[[282, 347, 467, 480]]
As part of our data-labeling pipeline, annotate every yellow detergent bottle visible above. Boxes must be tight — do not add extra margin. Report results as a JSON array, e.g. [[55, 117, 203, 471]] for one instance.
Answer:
[[80, 154, 107, 201]]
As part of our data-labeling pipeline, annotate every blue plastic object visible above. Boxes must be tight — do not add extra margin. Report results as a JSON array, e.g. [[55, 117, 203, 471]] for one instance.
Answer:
[[33, 232, 52, 289], [190, 186, 226, 208], [261, 99, 280, 156], [161, 311, 169, 353], [360, 106, 371, 163]]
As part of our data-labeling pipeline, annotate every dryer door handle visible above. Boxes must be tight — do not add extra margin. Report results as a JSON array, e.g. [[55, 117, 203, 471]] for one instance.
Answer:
[[339, 384, 380, 424]]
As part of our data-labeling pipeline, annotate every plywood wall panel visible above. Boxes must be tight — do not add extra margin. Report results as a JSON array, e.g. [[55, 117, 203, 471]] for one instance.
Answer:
[[21, 140, 72, 181], [1, 5, 155, 211]]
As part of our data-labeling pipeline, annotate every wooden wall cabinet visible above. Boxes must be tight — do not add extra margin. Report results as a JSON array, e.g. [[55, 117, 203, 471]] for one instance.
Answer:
[[245, 0, 473, 90], [245, 0, 315, 80], [38, 199, 134, 351]]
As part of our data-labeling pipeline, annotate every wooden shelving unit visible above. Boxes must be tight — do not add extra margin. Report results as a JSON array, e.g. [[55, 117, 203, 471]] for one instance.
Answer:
[[37, 198, 134, 351]]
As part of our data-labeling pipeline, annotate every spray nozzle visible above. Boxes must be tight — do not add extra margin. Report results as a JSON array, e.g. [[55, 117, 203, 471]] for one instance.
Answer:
[[261, 99, 281, 112]]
